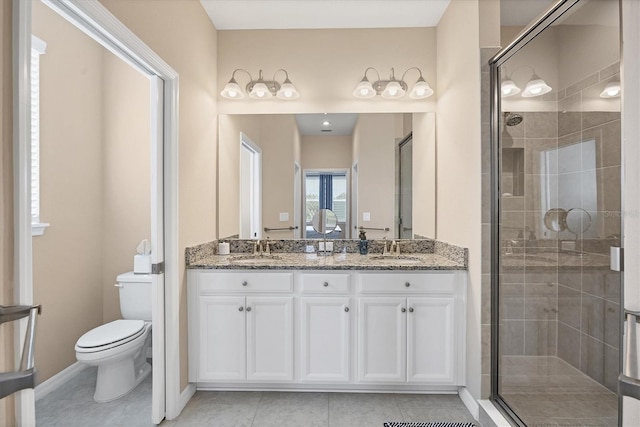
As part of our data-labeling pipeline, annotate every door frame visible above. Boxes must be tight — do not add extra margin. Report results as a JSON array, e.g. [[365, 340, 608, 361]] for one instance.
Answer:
[[302, 168, 350, 239], [239, 133, 262, 240], [13, 0, 180, 423]]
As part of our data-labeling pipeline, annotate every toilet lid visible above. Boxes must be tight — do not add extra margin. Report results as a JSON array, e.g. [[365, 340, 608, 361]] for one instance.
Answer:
[[76, 319, 145, 349]]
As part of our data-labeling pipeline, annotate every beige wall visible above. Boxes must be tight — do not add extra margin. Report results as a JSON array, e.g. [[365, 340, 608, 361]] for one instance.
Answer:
[[301, 135, 352, 170], [352, 114, 396, 239], [412, 113, 436, 238], [32, 1, 106, 383], [218, 115, 300, 239], [101, 53, 151, 323], [100, 0, 218, 392], [0, 0, 15, 422], [31, 1, 151, 383], [436, 0, 483, 401], [260, 115, 299, 238], [217, 28, 437, 114]]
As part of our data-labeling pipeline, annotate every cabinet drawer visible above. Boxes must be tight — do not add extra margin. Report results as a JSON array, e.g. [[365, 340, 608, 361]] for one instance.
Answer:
[[301, 273, 350, 294], [358, 272, 455, 294], [198, 272, 293, 293]]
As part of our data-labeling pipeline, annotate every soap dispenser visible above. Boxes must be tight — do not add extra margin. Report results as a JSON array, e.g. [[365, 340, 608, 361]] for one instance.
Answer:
[[358, 230, 369, 255]]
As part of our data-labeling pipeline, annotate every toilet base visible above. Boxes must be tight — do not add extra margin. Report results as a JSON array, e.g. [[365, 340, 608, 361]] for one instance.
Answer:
[[94, 359, 151, 403]]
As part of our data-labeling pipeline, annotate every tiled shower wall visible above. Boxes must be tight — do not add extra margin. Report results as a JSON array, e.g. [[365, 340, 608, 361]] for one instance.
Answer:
[[480, 54, 622, 397]]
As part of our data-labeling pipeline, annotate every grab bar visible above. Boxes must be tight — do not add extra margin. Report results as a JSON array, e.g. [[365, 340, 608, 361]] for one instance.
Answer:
[[0, 305, 41, 400], [264, 226, 298, 232], [355, 226, 390, 232]]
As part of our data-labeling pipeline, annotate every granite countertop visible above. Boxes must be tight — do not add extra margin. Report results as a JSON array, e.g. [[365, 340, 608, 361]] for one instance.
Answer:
[[187, 252, 466, 271]]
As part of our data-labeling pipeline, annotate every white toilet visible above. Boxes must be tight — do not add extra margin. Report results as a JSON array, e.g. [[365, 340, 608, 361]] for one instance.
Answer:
[[75, 271, 152, 402]]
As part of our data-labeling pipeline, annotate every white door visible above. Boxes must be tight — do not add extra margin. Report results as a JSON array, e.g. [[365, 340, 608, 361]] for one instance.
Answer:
[[149, 76, 165, 424], [240, 134, 262, 239], [293, 162, 301, 238], [406, 297, 455, 384], [357, 297, 406, 383], [199, 296, 246, 381], [246, 296, 294, 381], [300, 297, 351, 382]]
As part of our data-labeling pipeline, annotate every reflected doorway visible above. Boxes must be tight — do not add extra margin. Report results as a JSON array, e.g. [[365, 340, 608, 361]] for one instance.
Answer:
[[240, 133, 262, 239], [398, 134, 413, 239]]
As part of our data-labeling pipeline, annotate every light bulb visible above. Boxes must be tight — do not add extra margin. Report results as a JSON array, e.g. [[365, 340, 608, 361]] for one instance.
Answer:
[[227, 89, 237, 98], [600, 81, 621, 98]]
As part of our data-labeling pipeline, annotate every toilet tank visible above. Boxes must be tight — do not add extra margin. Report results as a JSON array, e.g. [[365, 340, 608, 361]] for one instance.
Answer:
[[116, 271, 152, 321]]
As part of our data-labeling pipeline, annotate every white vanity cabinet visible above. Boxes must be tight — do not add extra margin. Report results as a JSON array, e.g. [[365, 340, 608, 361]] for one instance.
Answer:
[[298, 273, 352, 383], [189, 271, 294, 383], [188, 268, 466, 391], [357, 272, 461, 386]]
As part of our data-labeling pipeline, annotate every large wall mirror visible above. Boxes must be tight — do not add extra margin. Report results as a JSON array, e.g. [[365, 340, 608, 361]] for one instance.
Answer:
[[218, 113, 436, 240]]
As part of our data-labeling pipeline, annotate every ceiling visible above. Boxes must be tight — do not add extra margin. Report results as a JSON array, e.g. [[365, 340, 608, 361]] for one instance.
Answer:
[[200, 0, 451, 30], [295, 114, 358, 136], [500, 0, 557, 27]]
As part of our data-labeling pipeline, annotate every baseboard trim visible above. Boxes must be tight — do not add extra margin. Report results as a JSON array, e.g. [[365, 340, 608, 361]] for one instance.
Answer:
[[458, 386, 479, 420], [35, 362, 88, 401], [478, 400, 512, 427], [171, 383, 195, 420]]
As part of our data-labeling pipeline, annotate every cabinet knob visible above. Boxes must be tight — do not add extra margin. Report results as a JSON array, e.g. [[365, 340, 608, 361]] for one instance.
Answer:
[[405, 282, 410, 287], [344, 307, 350, 312], [238, 306, 244, 312], [246, 306, 252, 312], [323, 282, 329, 287], [242, 281, 248, 286], [401, 307, 407, 313], [409, 307, 414, 313]]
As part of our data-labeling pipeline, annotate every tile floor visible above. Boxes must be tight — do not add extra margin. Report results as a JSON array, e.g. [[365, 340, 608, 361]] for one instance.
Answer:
[[35, 367, 477, 427], [499, 356, 618, 426]]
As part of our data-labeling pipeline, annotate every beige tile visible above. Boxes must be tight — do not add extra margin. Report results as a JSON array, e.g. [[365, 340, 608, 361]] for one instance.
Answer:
[[580, 334, 605, 384], [481, 273, 491, 324], [500, 320, 525, 356], [500, 283, 524, 320], [600, 62, 620, 80], [524, 320, 557, 355], [525, 283, 558, 320], [566, 72, 599, 97], [524, 112, 557, 138], [583, 111, 620, 130], [482, 324, 491, 374], [558, 322, 581, 369], [558, 285, 581, 329]]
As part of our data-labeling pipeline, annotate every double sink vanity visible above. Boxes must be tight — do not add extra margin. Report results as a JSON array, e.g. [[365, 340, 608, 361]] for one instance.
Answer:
[[186, 238, 468, 393]]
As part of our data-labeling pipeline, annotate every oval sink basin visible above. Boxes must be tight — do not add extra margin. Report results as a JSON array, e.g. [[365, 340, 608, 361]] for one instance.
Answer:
[[229, 255, 282, 264], [369, 255, 422, 265]]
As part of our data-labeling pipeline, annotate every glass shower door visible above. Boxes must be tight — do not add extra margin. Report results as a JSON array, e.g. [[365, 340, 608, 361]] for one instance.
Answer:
[[492, 1, 621, 425]]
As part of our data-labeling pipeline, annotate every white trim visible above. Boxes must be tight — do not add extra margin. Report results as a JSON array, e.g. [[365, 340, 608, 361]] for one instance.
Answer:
[[31, 222, 49, 237], [15, 0, 181, 423], [478, 399, 512, 427], [174, 384, 196, 421], [458, 386, 479, 420], [13, 0, 36, 424], [34, 362, 88, 401]]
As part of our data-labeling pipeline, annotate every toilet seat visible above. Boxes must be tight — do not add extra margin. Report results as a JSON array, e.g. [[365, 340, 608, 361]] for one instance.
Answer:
[[76, 320, 145, 353]]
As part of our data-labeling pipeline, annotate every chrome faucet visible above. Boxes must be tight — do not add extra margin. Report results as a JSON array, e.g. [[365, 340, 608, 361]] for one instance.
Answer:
[[264, 238, 271, 255], [253, 240, 262, 256], [383, 237, 390, 255]]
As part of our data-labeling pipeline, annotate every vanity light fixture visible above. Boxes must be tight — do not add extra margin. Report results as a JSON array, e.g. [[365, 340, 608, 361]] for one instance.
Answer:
[[600, 81, 621, 98], [352, 67, 434, 100], [220, 68, 300, 100], [501, 66, 552, 98]]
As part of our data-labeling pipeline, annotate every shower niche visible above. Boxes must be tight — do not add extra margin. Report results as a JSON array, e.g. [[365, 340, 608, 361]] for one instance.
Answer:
[[501, 148, 524, 197]]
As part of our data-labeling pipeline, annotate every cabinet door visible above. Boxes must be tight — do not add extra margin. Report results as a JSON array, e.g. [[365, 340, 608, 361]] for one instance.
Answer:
[[407, 297, 455, 384], [357, 297, 406, 382], [246, 296, 294, 381], [300, 297, 351, 382], [199, 296, 246, 381]]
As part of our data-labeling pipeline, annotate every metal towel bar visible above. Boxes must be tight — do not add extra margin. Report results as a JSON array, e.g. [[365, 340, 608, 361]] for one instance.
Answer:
[[355, 225, 390, 232], [0, 305, 41, 400], [264, 226, 298, 232]]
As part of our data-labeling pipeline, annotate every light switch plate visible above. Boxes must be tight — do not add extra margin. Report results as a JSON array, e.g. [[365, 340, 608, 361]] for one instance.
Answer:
[[279, 212, 289, 221], [363, 212, 371, 221]]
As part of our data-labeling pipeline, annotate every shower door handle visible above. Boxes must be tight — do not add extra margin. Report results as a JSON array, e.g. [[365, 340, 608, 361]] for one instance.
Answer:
[[620, 310, 640, 400], [610, 247, 623, 272]]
